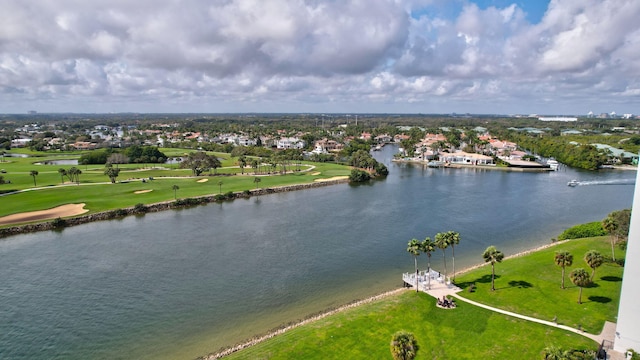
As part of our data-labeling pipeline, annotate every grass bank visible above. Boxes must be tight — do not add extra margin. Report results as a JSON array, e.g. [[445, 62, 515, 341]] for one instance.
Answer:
[[0, 151, 352, 225], [218, 290, 594, 359], [215, 236, 622, 359], [454, 236, 624, 334]]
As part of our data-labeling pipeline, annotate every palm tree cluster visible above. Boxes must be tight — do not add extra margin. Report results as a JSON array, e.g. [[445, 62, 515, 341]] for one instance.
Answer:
[[554, 249, 603, 303], [406, 231, 461, 291], [58, 167, 82, 184]]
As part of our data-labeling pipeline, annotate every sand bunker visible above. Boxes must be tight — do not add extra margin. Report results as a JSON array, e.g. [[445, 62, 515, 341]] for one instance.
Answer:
[[0, 203, 89, 226], [197, 179, 209, 183], [313, 176, 349, 182], [134, 189, 153, 194], [310, 172, 321, 176]]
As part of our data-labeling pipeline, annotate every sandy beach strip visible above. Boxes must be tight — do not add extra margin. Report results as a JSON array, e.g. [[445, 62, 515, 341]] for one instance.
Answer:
[[313, 176, 349, 182], [0, 203, 89, 226]]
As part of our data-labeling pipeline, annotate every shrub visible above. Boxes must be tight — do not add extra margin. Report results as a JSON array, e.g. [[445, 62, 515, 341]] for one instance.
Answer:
[[224, 191, 235, 199], [349, 169, 371, 183], [51, 217, 67, 228], [133, 203, 148, 213], [242, 189, 251, 196], [557, 222, 606, 240], [214, 194, 226, 201]]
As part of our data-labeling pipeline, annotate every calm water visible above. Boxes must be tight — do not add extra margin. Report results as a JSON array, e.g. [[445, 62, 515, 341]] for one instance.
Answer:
[[0, 145, 635, 360]]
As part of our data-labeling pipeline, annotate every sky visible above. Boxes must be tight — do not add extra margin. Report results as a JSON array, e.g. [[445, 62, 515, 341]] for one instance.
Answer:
[[0, 0, 639, 115]]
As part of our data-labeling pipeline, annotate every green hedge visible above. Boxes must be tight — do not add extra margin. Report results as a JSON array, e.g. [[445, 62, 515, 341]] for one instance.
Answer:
[[557, 221, 606, 240]]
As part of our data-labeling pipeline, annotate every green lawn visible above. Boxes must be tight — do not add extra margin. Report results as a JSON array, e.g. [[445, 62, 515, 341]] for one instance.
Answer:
[[454, 236, 624, 334], [0, 150, 351, 224], [222, 291, 595, 360]]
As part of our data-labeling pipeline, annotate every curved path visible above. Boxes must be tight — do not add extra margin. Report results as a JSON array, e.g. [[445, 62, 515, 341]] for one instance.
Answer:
[[421, 281, 621, 358]]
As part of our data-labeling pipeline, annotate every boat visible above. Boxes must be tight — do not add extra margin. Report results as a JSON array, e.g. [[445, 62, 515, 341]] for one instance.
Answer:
[[427, 161, 445, 168], [547, 159, 559, 171], [567, 179, 579, 187]]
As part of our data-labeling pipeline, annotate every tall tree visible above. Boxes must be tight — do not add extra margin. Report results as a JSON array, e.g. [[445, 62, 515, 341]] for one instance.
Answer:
[[58, 168, 67, 184], [602, 216, 618, 261], [181, 151, 219, 176], [482, 245, 504, 291], [421, 237, 436, 289], [253, 177, 261, 189], [390, 331, 419, 360], [434, 232, 450, 278], [218, 180, 223, 194], [29, 170, 38, 186], [443, 231, 461, 281], [554, 251, 573, 289], [407, 238, 421, 292], [570, 268, 591, 304], [172, 185, 179, 200], [68, 167, 82, 184], [238, 155, 247, 174], [584, 250, 603, 281], [103, 164, 120, 183]]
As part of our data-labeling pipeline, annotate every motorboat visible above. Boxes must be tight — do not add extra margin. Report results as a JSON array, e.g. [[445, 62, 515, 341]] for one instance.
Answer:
[[427, 161, 445, 168], [547, 159, 559, 171], [567, 179, 579, 187]]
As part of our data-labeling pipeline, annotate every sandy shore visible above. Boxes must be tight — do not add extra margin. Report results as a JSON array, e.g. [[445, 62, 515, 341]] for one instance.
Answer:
[[0, 204, 89, 226], [314, 176, 349, 182]]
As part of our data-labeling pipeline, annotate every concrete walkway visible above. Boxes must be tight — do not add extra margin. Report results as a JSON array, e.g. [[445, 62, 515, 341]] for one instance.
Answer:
[[415, 280, 624, 359]]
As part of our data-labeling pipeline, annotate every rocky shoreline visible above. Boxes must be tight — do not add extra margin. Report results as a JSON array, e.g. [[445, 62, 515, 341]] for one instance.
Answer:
[[200, 288, 408, 360], [0, 178, 349, 239], [200, 239, 570, 359]]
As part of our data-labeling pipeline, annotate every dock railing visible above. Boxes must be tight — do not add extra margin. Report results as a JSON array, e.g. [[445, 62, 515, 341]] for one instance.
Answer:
[[402, 269, 452, 292]]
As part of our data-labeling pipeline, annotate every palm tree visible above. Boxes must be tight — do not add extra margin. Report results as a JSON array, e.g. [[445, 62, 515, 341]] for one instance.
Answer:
[[218, 180, 223, 194], [434, 232, 449, 278], [407, 238, 421, 292], [30, 170, 38, 186], [421, 237, 436, 289], [172, 185, 179, 199], [444, 231, 461, 281], [584, 250, 603, 281], [58, 168, 67, 184], [554, 251, 573, 289], [602, 216, 618, 261], [390, 331, 419, 360], [542, 345, 571, 360], [570, 268, 591, 304], [253, 177, 261, 189], [482, 245, 504, 291], [68, 167, 81, 184], [238, 155, 247, 174]]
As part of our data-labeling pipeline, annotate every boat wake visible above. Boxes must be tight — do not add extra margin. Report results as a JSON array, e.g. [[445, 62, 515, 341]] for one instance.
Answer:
[[574, 179, 636, 186]]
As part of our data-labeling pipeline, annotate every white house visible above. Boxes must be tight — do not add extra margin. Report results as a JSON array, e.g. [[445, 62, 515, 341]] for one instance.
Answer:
[[277, 137, 305, 149]]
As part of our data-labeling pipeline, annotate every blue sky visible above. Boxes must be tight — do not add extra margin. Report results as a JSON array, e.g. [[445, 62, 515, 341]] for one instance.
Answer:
[[412, 0, 549, 23], [0, 0, 639, 115]]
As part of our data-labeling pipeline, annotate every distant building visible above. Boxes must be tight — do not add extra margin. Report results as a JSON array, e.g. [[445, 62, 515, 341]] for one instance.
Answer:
[[538, 117, 578, 122]]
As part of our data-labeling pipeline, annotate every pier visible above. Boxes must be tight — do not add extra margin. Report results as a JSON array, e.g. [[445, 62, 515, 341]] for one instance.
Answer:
[[402, 269, 462, 297]]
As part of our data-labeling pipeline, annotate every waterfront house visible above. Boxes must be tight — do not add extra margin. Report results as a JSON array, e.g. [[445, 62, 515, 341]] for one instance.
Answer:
[[439, 151, 494, 165]]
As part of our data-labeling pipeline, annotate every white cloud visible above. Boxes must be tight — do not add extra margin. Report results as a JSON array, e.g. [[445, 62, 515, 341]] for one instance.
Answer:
[[0, 0, 639, 114]]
